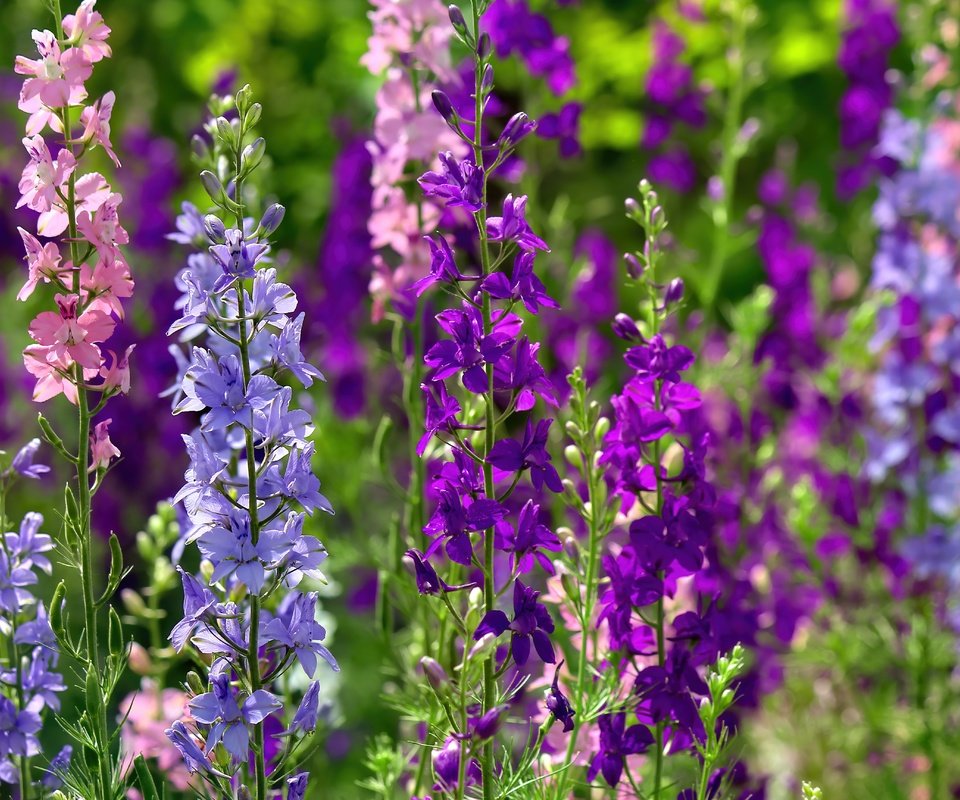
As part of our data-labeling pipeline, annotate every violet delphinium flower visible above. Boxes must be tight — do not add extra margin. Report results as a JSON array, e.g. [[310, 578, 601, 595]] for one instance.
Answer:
[[641, 20, 707, 194], [836, 0, 900, 198], [164, 88, 337, 797], [405, 3, 568, 793], [585, 183, 727, 790]]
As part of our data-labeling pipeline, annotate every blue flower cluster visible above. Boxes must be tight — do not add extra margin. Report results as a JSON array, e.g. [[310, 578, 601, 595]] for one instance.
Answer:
[[866, 104, 960, 586], [163, 88, 336, 795], [0, 441, 69, 790]]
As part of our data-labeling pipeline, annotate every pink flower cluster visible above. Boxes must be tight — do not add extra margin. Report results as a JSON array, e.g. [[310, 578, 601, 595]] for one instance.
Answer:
[[361, 0, 466, 319], [13, 0, 133, 462]]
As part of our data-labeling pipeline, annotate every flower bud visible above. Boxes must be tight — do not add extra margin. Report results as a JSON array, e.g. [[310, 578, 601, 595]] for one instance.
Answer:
[[199, 170, 226, 203], [190, 134, 210, 161], [481, 63, 494, 93], [477, 32, 492, 59], [215, 115, 236, 147], [624, 197, 640, 217], [128, 642, 152, 676], [245, 102, 263, 129], [235, 84, 253, 115], [560, 570, 579, 599], [186, 671, 206, 696], [612, 312, 642, 341], [203, 214, 227, 243], [707, 175, 724, 202], [259, 203, 285, 237], [421, 657, 449, 693], [448, 5, 469, 40], [120, 588, 146, 616], [469, 632, 498, 661], [563, 445, 580, 466], [498, 112, 536, 148], [664, 277, 685, 307], [432, 90, 456, 123], [624, 253, 644, 279], [240, 137, 266, 174], [237, 788, 253, 800], [473, 704, 509, 740]]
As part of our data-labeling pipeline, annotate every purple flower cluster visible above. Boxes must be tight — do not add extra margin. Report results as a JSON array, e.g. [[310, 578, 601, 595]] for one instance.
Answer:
[[641, 20, 707, 193], [403, 4, 573, 792], [163, 89, 337, 795], [0, 443, 68, 790], [299, 135, 374, 418], [836, 0, 900, 199]]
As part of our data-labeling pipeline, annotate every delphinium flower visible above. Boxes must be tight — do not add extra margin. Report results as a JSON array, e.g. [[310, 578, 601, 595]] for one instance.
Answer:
[[866, 98, 960, 600], [0, 442, 67, 795], [400, 2, 570, 796], [12, 3, 134, 796], [641, 20, 707, 194], [836, 0, 900, 199], [362, 0, 469, 609], [362, 0, 463, 319], [482, 0, 579, 159], [163, 86, 338, 800], [561, 181, 747, 796], [297, 133, 374, 419]]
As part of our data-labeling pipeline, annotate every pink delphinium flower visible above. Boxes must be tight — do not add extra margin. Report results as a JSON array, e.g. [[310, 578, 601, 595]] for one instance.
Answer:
[[363, 0, 466, 315], [15, 30, 91, 133], [79, 90, 120, 166], [89, 418, 120, 470], [62, 0, 113, 63], [16, 228, 67, 301], [120, 682, 194, 795], [28, 294, 115, 369]]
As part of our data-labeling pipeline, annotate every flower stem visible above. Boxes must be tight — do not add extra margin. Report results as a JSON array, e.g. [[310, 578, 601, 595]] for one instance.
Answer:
[[470, 2, 497, 796], [700, 0, 749, 312]]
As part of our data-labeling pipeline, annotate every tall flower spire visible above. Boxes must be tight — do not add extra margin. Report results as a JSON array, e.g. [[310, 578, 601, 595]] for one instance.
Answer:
[[164, 86, 338, 800], [12, 2, 133, 796]]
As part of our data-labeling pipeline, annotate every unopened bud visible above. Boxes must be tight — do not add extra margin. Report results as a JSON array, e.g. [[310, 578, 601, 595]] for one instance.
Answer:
[[498, 112, 536, 148], [432, 90, 456, 123], [664, 277, 685, 307], [420, 657, 449, 693], [624, 197, 640, 217], [481, 63, 494, 93], [186, 671, 205, 696], [259, 203, 285, 237], [448, 5, 469, 39], [199, 170, 225, 203], [474, 704, 509, 740], [128, 642, 152, 676], [477, 33, 492, 59], [469, 632, 498, 661], [203, 214, 226, 243], [624, 253, 644, 279], [240, 137, 266, 174], [612, 312, 642, 341]]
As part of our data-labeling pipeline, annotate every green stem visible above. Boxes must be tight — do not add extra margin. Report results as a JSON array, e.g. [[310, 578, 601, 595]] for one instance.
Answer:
[[233, 162, 267, 800], [700, 0, 748, 311], [470, 3, 497, 797]]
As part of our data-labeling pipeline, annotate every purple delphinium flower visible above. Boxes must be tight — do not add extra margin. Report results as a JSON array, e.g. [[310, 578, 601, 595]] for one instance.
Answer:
[[641, 20, 708, 194], [189, 674, 282, 763], [474, 580, 556, 666], [586, 712, 654, 787], [836, 0, 900, 198]]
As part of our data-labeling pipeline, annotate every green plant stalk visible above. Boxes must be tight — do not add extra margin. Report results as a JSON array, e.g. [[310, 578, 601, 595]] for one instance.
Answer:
[[470, 2, 497, 796], [232, 160, 268, 800], [701, 1, 749, 311], [553, 425, 603, 800]]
